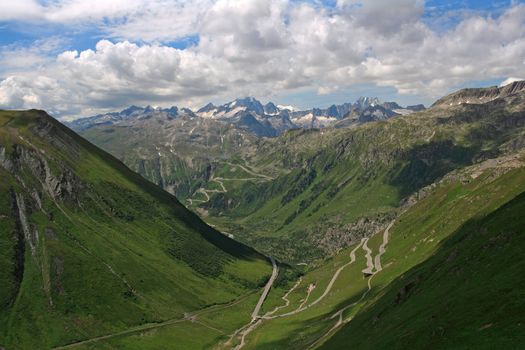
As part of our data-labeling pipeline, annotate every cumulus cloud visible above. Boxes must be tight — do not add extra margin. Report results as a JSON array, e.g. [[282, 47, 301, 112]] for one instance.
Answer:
[[0, 0, 524, 117], [500, 77, 525, 87]]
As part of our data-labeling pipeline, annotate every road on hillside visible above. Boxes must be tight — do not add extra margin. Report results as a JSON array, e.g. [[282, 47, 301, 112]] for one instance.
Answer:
[[264, 239, 365, 320], [374, 221, 395, 272], [251, 257, 278, 320]]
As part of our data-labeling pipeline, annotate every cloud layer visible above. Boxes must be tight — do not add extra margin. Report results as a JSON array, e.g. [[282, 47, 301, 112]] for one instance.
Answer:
[[0, 0, 524, 118]]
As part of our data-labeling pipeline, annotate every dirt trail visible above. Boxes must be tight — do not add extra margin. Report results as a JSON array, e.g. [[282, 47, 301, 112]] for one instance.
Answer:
[[53, 318, 188, 349], [213, 178, 227, 192], [189, 176, 228, 205], [227, 237, 377, 349], [225, 162, 274, 180], [265, 277, 303, 317], [308, 239, 365, 309], [52, 292, 256, 349], [297, 284, 316, 310], [197, 188, 211, 201], [188, 172, 262, 205], [265, 239, 365, 320], [187, 159, 274, 206]]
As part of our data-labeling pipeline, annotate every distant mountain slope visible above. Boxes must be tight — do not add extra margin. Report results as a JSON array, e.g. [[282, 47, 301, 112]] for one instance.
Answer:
[[194, 82, 525, 261], [71, 81, 525, 265], [0, 110, 271, 349], [76, 109, 262, 199], [68, 96, 424, 206]]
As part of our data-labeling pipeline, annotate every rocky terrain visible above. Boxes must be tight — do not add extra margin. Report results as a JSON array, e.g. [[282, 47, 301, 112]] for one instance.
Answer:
[[68, 96, 425, 137]]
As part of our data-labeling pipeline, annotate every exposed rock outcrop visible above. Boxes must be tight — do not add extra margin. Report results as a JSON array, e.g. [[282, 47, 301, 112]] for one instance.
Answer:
[[1, 144, 82, 204]]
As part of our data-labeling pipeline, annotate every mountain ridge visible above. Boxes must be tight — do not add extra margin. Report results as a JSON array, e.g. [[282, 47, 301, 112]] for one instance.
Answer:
[[66, 95, 427, 136], [431, 80, 525, 107], [74, 82, 525, 264], [0, 109, 271, 349]]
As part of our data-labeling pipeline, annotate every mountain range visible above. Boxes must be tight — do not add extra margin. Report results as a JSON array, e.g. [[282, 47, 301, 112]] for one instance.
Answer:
[[67, 96, 426, 137], [2, 81, 525, 349]]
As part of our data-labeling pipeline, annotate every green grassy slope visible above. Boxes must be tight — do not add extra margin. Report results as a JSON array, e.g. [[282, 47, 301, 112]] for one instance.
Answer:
[[322, 174, 525, 349], [0, 110, 271, 349], [225, 152, 525, 349]]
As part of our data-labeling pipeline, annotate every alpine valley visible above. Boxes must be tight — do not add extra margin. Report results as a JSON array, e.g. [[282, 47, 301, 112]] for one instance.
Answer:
[[2, 81, 525, 350]]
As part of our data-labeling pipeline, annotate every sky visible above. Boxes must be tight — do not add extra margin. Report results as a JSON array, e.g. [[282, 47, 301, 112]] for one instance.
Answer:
[[0, 0, 524, 119]]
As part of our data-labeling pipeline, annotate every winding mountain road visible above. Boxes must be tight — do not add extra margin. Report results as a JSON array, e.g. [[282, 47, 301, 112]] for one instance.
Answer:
[[265, 277, 303, 317], [226, 257, 279, 350], [252, 257, 278, 320], [374, 221, 394, 272], [264, 238, 365, 320], [309, 220, 396, 348], [52, 290, 257, 349], [361, 238, 374, 275], [225, 162, 274, 180]]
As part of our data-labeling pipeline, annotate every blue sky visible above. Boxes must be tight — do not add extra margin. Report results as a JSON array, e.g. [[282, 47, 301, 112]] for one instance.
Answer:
[[0, 0, 524, 117]]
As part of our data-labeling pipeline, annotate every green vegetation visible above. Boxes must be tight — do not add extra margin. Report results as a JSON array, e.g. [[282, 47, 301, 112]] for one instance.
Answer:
[[3, 85, 525, 349], [0, 110, 271, 349], [322, 172, 525, 349], [225, 154, 525, 349], [79, 89, 525, 264]]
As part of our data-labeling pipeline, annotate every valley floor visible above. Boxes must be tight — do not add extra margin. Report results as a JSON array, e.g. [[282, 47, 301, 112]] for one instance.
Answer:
[[77, 156, 525, 350]]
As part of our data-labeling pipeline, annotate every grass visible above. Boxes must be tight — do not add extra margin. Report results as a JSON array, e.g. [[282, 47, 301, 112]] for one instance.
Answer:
[[3, 89, 525, 349], [322, 173, 525, 349], [226, 158, 525, 349], [0, 110, 271, 349]]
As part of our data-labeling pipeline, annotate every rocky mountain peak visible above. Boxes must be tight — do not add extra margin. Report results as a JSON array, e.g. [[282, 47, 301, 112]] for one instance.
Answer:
[[197, 102, 216, 113]]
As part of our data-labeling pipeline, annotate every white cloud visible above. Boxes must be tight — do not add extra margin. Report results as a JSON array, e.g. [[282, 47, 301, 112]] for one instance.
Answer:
[[0, 0, 41, 21], [0, 37, 66, 75], [500, 77, 525, 87], [0, 1, 524, 118]]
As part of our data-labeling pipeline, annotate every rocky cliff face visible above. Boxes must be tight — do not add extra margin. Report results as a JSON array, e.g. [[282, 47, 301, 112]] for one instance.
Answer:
[[1, 144, 82, 204]]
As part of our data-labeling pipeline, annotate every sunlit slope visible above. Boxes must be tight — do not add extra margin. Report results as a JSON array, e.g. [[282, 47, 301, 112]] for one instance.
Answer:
[[224, 152, 525, 349], [0, 110, 271, 349], [322, 165, 525, 349]]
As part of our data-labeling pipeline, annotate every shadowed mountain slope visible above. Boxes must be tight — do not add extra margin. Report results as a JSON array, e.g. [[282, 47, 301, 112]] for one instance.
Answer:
[[0, 110, 271, 349]]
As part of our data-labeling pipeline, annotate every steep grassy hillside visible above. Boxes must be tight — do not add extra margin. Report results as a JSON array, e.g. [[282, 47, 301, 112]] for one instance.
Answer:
[[0, 110, 271, 349], [70, 150, 525, 350], [221, 151, 525, 349], [322, 167, 525, 349]]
